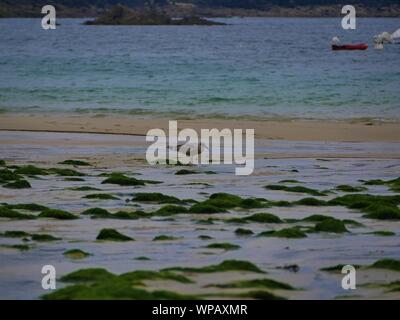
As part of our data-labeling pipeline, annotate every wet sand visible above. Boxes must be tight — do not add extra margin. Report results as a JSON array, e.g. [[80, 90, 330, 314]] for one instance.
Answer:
[[1, 114, 400, 142], [0, 130, 400, 300]]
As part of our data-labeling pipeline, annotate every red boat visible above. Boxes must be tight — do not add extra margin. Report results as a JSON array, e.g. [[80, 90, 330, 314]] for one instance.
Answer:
[[332, 44, 368, 51]]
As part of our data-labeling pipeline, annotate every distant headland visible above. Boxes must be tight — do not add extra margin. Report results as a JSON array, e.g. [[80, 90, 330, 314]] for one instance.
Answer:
[[1, 1, 399, 18]]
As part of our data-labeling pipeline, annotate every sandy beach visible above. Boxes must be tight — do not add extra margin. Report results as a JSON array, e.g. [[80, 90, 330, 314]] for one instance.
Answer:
[[1, 114, 399, 142]]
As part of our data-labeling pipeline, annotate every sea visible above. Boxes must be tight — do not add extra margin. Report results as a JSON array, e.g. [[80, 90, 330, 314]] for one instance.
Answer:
[[0, 17, 399, 120]]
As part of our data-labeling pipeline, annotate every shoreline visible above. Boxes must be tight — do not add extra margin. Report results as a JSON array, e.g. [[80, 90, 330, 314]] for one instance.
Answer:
[[1, 114, 400, 142]]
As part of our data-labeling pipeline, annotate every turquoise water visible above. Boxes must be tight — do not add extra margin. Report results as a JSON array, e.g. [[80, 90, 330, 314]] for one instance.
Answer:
[[0, 17, 399, 119]]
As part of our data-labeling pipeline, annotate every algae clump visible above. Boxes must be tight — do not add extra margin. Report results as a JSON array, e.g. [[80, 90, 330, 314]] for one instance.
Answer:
[[63, 249, 91, 259], [96, 228, 133, 241], [39, 209, 79, 220]]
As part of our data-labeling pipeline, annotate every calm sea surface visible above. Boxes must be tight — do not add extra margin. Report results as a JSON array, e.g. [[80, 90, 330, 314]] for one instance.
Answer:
[[0, 17, 399, 119]]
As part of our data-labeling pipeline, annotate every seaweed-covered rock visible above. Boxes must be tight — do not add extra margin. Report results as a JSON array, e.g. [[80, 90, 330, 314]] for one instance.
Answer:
[[206, 242, 241, 250], [83, 193, 119, 200], [155, 205, 188, 216], [14, 165, 49, 176], [49, 168, 85, 177], [63, 249, 91, 259], [96, 228, 133, 241], [0, 206, 36, 220], [31, 234, 61, 241], [101, 173, 145, 186], [258, 227, 307, 238], [3, 179, 31, 189], [4, 203, 48, 211], [235, 228, 254, 236], [163, 260, 264, 274], [335, 185, 367, 193], [189, 203, 226, 213], [370, 259, 400, 271], [59, 160, 91, 166], [39, 209, 79, 220], [314, 218, 348, 233], [132, 193, 182, 204], [329, 194, 400, 220], [0, 230, 30, 238], [265, 185, 327, 196], [81, 207, 111, 217], [153, 235, 180, 241]]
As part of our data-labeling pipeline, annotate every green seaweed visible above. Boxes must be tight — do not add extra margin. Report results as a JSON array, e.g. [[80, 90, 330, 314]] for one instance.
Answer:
[[68, 186, 100, 191], [61, 268, 116, 282], [153, 235, 181, 241], [235, 228, 254, 236], [320, 264, 361, 272], [258, 227, 307, 239], [363, 177, 400, 192], [59, 160, 92, 166], [206, 242, 240, 250], [0, 230, 30, 238], [154, 205, 188, 216], [227, 213, 282, 224], [265, 185, 327, 196], [4, 203, 48, 211], [132, 192, 182, 204], [14, 165, 49, 176], [295, 198, 328, 206], [211, 278, 294, 290], [0, 206, 36, 219], [0, 168, 22, 182], [189, 203, 226, 213], [335, 185, 367, 193], [278, 179, 302, 184], [31, 234, 61, 241], [39, 209, 79, 220], [198, 235, 213, 240], [134, 256, 151, 261], [96, 228, 133, 241], [195, 217, 217, 224], [244, 213, 282, 223], [163, 260, 264, 274], [63, 249, 90, 259], [3, 179, 31, 189], [234, 290, 285, 300], [368, 231, 395, 236], [1, 244, 31, 251], [42, 283, 198, 300], [370, 259, 400, 271], [113, 211, 145, 220], [83, 193, 119, 200], [314, 218, 348, 233], [64, 177, 85, 182], [175, 169, 200, 175], [43, 266, 197, 300], [101, 173, 146, 186], [328, 194, 400, 220], [81, 207, 110, 217], [49, 168, 85, 176], [302, 214, 333, 222]]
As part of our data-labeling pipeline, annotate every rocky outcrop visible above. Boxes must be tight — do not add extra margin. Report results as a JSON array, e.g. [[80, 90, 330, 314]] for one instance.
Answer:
[[84, 6, 226, 26]]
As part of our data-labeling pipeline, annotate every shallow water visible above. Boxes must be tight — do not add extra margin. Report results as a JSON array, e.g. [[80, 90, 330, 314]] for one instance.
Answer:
[[0, 131, 399, 299], [0, 18, 399, 119]]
